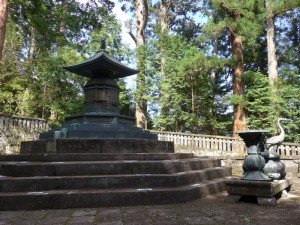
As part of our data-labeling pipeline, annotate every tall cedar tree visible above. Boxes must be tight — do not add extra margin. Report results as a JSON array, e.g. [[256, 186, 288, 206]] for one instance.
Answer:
[[0, 0, 8, 60], [123, 0, 149, 129], [264, 0, 300, 119], [134, 0, 149, 129], [217, 1, 247, 136], [158, 0, 170, 131]]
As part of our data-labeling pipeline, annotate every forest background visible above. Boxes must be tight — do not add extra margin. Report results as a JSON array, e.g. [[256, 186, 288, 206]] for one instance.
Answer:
[[0, 0, 299, 142]]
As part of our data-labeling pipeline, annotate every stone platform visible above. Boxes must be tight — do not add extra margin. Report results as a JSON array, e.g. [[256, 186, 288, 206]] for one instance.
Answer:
[[20, 139, 173, 154], [225, 177, 293, 206], [0, 139, 231, 211]]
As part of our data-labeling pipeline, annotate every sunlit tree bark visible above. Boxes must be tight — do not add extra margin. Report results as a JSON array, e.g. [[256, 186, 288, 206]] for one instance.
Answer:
[[135, 0, 148, 129], [220, 1, 247, 136], [0, 0, 8, 60]]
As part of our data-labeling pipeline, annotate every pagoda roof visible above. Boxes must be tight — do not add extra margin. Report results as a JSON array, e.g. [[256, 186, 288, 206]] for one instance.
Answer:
[[63, 50, 138, 79]]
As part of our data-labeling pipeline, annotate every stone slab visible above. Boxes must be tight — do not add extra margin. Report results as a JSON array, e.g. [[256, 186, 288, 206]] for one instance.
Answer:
[[0, 167, 231, 192], [0, 153, 195, 162], [20, 139, 175, 154], [225, 177, 293, 206], [0, 178, 227, 211], [225, 177, 292, 197], [0, 158, 222, 177]]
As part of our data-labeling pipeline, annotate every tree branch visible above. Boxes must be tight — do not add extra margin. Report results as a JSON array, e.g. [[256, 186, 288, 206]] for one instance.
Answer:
[[220, 1, 237, 17], [129, 31, 137, 45], [273, 6, 299, 17], [142, 0, 148, 32]]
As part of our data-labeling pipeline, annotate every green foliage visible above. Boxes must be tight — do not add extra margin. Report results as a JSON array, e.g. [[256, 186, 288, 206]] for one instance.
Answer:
[[0, 20, 29, 115], [242, 70, 300, 142], [151, 33, 228, 134], [243, 71, 275, 131], [277, 68, 300, 142], [118, 78, 135, 117], [29, 47, 86, 126], [1, 0, 299, 143], [1, 0, 133, 128]]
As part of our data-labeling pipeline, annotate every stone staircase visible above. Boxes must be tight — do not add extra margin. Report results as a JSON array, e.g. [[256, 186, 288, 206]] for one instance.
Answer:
[[0, 139, 231, 210]]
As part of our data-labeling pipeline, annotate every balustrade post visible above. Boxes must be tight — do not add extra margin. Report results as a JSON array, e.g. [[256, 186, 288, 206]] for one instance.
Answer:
[[5, 117, 9, 129], [0, 116, 3, 127]]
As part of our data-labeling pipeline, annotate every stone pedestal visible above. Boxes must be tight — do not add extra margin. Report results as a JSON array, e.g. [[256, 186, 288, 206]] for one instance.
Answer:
[[225, 177, 292, 206]]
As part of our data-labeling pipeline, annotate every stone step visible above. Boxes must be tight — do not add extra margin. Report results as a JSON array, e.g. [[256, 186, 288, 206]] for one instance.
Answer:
[[20, 139, 174, 154], [0, 167, 231, 192], [0, 153, 195, 162], [0, 178, 227, 211], [0, 158, 221, 177]]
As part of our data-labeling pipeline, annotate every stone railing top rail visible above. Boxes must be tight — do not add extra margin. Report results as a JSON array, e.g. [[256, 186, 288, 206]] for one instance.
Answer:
[[279, 142, 300, 146], [0, 114, 47, 122], [151, 130, 300, 144], [151, 130, 240, 141]]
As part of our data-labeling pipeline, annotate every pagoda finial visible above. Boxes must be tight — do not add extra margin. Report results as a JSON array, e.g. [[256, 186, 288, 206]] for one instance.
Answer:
[[101, 37, 106, 50]]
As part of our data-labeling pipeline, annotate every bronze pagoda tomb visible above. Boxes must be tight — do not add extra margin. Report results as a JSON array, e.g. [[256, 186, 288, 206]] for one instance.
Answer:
[[39, 46, 157, 140]]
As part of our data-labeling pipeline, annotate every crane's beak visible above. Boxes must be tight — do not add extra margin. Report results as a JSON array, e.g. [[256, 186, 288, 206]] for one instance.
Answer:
[[283, 118, 292, 122]]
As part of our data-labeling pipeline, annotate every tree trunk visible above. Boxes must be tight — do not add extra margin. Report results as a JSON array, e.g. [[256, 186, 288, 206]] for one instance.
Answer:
[[160, 0, 169, 33], [191, 80, 195, 113], [211, 31, 218, 88], [135, 0, 148, 129], [42, 84, 47, 119], [28, 27, 36, 59], [59, 0, 67, 34], [219, 2, 247, 136], [210, 31, 218, 135], [159, 0, 169, 131], [0, 0, 8, 60], [159, 0, 169, 81], [265, 0, 280, 120], [266, 0, 278, 87], [231, 33, 247, 136]]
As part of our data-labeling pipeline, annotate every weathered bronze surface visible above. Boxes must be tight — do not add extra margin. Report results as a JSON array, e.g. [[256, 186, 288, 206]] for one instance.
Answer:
[[226, 119, 293, 205], [262, 118, 292, 179], [39, 45, 156, 140], [83, 78, 120, 114], [63, 50, 138, 79], [236, 130, 271, 181]]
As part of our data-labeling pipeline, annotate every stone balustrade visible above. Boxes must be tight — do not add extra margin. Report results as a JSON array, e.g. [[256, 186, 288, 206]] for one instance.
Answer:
[[151, 130, 300, 157], [277, 142, 300, 156], [0, 115, 49, 154], [0, 114, 48, 131], [1, 118, 299, 157]]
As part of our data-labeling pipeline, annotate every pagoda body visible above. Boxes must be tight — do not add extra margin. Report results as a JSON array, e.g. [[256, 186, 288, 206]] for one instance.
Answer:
[[39, 49, 157, 140]]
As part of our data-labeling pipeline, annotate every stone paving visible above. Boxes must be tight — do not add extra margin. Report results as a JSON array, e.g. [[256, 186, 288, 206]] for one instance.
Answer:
[[1, 177, 300, 225]]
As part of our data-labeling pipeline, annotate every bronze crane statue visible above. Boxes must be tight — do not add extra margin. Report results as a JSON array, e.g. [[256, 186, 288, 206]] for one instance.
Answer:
[[266, 118, 292, 156]]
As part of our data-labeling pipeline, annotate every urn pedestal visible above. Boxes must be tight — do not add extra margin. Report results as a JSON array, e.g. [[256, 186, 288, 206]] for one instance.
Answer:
[[237, 130, 271, 181], [225, 130, 292, 206]]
